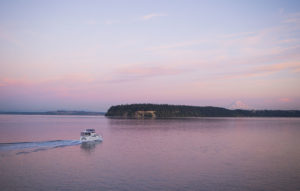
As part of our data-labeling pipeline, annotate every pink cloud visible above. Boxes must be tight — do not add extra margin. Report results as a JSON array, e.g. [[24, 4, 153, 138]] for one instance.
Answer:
[[119, 66, 181, 76], [0, 74, 98, 99], [112, 64, 190, 83], [0, 74, 94, 87], [223, 62, 300, 79], [146, 40, 206, 51], [0, 78, 33, 86], [279, 98, 292, 103]]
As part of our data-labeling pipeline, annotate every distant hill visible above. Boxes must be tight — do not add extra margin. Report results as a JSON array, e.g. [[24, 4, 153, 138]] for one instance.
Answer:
[[0, 110, 105, 116], [105, 104, 300, 118]]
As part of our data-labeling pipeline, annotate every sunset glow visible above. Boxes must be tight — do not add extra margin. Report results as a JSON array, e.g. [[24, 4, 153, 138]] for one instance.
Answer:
[[0, 0, 300, 111]]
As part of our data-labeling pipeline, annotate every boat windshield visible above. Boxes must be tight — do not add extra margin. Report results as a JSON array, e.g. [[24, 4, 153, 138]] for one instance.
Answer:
[[86, 129, 95, 132], [81, 132, 91, 136]]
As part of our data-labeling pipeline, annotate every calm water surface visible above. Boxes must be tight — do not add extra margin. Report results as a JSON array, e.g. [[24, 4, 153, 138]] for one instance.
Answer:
[[0, 115, 299, 191]]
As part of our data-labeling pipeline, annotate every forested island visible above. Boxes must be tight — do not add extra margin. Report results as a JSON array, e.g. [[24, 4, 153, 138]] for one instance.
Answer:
[[105, 104, 300, 118]]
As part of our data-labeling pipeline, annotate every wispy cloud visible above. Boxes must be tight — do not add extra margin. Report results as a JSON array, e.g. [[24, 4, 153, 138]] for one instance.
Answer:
[[147, 40, 206, 51], [141, 13, 167, 20], [119, 66, 180, 76], [107, 64, 189, 83], [0, 75, 92, 88], [279, 97, 292, 103], [223, 62, 300, 79], [0, 74, 101, 100], [146, 10, 300, 76], [283, 12, 300, 24], [0, 78, 32, 87], [86, 19, 98, 25]]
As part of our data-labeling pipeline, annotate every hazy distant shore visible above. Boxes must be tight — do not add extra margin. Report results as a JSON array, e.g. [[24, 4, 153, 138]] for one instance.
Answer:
[[2, 104, 300, 117], [0, 111, 105, 116]]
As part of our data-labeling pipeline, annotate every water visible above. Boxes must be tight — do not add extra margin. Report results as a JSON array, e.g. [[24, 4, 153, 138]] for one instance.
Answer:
[[0, 115, 299, 191]]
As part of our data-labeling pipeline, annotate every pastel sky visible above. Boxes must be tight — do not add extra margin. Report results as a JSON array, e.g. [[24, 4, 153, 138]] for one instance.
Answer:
[[1, 0, 300, 111]]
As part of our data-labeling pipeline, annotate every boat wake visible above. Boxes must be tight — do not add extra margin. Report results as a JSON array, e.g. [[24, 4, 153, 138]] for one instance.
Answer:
[[0, 140, 81, 155]]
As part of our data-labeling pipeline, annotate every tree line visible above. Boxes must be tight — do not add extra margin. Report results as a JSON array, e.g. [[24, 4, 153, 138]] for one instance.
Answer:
[[105, 104, 300, 118]]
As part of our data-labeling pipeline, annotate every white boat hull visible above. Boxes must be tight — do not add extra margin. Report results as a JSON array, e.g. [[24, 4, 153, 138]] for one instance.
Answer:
[[80, 135, 103, 142]]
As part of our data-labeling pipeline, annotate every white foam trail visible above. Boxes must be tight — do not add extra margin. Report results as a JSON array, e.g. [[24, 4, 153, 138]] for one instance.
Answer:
[[0, 140, 81, 153]]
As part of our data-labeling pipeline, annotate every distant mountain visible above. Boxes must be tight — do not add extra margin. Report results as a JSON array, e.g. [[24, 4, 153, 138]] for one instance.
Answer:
[[105, 104, 300, 118], [228, 100, 250, 110], [0, 110, 105, 116]]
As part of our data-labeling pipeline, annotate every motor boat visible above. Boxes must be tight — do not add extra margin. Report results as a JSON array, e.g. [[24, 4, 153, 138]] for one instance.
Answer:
[[80, 129, 103, 142]]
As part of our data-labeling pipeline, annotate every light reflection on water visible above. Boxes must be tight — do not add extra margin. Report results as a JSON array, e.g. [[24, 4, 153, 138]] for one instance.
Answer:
[[0, 115, 300, 191], [80, 141, 101, 153]]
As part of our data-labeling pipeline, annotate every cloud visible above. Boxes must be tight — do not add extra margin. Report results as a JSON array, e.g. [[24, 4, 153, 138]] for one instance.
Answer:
[[279, 98, 292, 103], [147, 40, 206, 51], [146, 10, 300, 82], [252, 62, 300, 76], [108, 64, 189, 83], [141, 13, 167, 20], [223, 62, 300, 79], [86, 19, 98, 25], [0, 78, 32, 87], [0, 74, 95, 88], [0, 74, 102, 102], [86, 19, 120, 25], [283, 12, 300, 24], [119, 66, 180, 76]]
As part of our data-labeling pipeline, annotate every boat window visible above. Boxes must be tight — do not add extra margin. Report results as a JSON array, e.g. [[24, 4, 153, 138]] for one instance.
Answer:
[[81, 132, 91, 136]]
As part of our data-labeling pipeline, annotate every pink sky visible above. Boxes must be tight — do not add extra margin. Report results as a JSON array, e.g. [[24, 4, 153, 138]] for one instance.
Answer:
[[0, 1, 300, 111]]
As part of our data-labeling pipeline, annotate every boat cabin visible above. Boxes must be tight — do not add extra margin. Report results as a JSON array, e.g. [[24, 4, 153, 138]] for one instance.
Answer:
[[81, 132, 91, 136], [86, 129, 95, 133], [80, 129, 96, 136]]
